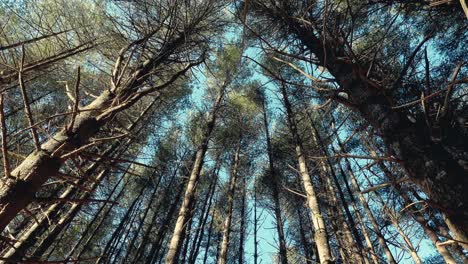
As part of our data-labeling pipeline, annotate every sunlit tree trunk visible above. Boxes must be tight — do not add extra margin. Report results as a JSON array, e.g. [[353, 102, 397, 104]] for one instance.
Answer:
[[279, 83, 333, 264], [188, 161, 220, 264], [165, 87, 225, 264], [218, 140, 242, 264]]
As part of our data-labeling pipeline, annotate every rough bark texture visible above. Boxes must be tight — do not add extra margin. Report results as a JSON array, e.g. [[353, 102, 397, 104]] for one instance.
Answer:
[[253, 2, 468, 243]]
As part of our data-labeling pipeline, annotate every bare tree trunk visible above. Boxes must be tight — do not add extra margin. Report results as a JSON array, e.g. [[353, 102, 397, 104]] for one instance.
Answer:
[[362, 137, 460, 263], [360, 170, 422, 264], [165, 87, 225, 264], [180, 204, 196, 264], [131, 159, 184, 264], [145, 181, 186, 264], [297, 207, 314, 263], [262, 99, 288, 264], [218, 141, 242, 264], [308, 118, 365, 263], [107, 201, 143, 263], [203, 212, 215, 264], [189, 160, 221, 264], [335, 161, 380, 264], [280, 11, 468, 243], [97, 186, 146, 263], [121, 181, 160, 263], [0, 27, 201, 234], [335, 136, 397, 264], [279, 83, 333, 264], [253, 180, 259, 264], [65, 171, 128, 260], [238, 174, 246, 264]]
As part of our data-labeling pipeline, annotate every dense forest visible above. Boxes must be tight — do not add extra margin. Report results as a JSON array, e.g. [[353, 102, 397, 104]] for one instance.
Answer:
[[0, 0, 467, 263]]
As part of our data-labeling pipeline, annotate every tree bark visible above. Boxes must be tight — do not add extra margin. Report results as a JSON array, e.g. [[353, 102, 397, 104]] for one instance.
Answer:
[[218, 141, 242, 264], [262, 99, 288, 264], [279, 83, 333, 264], [254, 3, 468, 242], [0, 30, 198, 234], [335, 136, 397, 264], [165, 86, 225, 264]]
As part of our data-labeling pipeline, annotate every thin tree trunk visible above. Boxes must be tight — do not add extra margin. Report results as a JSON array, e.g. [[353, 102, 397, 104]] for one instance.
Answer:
[[66, 171, 128, 260], [253, 180, 259, 264], [121, 181, 160, 263], [238, 174, 246, 264], [203, 212, 215, 264], [218, 141, 242, 264], [165, 87, 225, 264], [188, 160, 221, 264], [97, 186, 146, 263], [362, 137, 460, 264], [335, 162, 380, 264], [262, 99, 288, 264], [279, 83, 333, 264], [145, 181, 186, 264], [297, 207, 314, 263], [335, 137, 397, 264], [107, 200, 143, 263], [180, 204, 196, 264]]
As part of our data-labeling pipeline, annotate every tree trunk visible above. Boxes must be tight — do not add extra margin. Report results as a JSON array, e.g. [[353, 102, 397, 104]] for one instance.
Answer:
[[165, 87, 225, 264], [97, 186, 146, 263], [203, 212, 215, 264], [238, 174, 246, 264], [121, 181, 160, 263], [218, 141, 242, 264], [362, 137, 460, 263], [308, 117, 366, 263], [262, 99, 288, 264], [189, 160, 221, 264], [335, 136, 397, 264], [253, 180, 259, 264], [145, 181, 185, 264], [0, 30, 196, 234], [297, 207, 314, 263], [279, 83, 333, 264], [269, 9, 468, 243]]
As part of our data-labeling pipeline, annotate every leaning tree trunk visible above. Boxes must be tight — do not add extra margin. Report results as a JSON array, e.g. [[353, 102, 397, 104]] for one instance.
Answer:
[[145, 180, 186, 264], [165, 86, 225, 264], [0, 27, 200, 234], [279, 83, 333, 264], [272, 9, 468, 244], [297, 207, 315, 263], [362, 137, 460, 263], [308, 117, 366, 263]]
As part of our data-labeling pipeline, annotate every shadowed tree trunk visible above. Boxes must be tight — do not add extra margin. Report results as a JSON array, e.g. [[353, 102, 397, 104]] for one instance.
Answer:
[[261, 98, 288, 264], [250, 2, 468, 242]]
